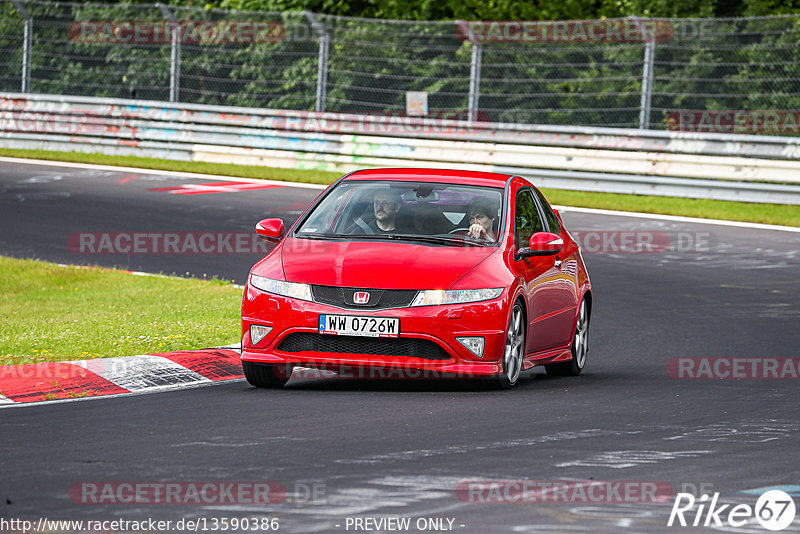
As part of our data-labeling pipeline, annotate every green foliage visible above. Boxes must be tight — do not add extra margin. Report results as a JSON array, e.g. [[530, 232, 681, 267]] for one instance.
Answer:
[[184, 0, 800, 19], [1, 1, 799, 130], [741, 0, 800, 16]]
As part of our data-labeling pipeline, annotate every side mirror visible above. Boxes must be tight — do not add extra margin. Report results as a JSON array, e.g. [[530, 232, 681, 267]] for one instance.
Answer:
[[255, 218, 285, 242], [521, 232, 563, 257]]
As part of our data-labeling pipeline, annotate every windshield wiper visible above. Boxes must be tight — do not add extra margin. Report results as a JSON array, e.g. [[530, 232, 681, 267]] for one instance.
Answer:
[[296, 233, 492, 247], [295, 233, 343, 240], [355, 233, 491, 247]]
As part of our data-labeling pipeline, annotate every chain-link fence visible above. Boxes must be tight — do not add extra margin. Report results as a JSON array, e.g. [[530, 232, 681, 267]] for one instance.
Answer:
[[2, 1, 800, 133]]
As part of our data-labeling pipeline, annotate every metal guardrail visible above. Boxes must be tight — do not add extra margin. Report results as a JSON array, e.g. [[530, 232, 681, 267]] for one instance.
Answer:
[[2, 93, 800, 204]]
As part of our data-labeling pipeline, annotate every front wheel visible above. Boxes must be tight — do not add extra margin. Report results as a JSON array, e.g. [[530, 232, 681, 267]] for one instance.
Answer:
[[545, 299, 589, 377], [493, 301, 525, 389], [242, 361, 294, 388]]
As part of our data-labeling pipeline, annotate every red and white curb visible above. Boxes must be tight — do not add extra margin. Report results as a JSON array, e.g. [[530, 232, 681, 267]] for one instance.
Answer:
[[0, 346, 244, 406]]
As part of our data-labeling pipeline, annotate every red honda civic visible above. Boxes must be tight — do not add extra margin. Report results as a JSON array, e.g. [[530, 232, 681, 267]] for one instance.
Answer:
[[241, 168, 592, 389]]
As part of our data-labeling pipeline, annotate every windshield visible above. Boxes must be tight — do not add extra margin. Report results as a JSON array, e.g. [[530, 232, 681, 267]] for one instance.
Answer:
[[296, 180, 504, 246]]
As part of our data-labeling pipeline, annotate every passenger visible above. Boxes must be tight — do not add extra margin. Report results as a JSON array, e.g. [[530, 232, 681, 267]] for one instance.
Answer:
[[466, 197, 499, 241]]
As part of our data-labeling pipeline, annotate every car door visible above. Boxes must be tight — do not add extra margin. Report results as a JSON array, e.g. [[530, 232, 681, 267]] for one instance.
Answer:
[[531, 187, 579, 348], [512, 188, 574, 354]]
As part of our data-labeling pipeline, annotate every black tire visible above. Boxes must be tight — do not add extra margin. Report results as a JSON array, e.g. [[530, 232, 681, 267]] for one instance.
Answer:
[[545, 299, 589, 377], [493, 301, 525, 389], [242, 361, 294, 388]]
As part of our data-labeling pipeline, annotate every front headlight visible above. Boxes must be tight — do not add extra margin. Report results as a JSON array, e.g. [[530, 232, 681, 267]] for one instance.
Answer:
[[410, 288, 503, 307], [250, 274, 313, 302]]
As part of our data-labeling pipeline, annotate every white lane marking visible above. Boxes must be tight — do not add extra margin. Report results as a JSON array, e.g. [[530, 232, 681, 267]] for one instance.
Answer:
[[663, 422, 800, 443], [127, 269, 244, 289], [0, 157, 327, 190], [3, 157, 797, 232], [207, 475, 462, 519], [53, 263, 244, 289], [512, 526, 593, 532], [71, 355, 210, 391], [555, 450, 713, 469], [337, 429, 640, 465], [554, 205, 800, 233], [172, 437, 311, 447], [0, 394, 13, 404], [17, 174, 63, 184]]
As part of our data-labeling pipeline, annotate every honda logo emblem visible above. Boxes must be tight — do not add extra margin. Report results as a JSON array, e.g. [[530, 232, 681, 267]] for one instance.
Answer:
[[353, 291, 370, 304]]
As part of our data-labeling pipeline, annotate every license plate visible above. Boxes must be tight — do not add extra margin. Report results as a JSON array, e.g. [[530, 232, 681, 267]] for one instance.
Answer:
[[319, 314, 400, 338]]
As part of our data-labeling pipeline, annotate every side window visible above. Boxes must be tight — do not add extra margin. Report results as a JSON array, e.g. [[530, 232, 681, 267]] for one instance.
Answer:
[[531, 188, 561, 234], [302, 187, 352, 233], [514, 189, 544, 251]]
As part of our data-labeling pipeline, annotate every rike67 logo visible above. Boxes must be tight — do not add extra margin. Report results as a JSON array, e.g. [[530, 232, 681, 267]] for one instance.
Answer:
[[668, 490, 796, 531]]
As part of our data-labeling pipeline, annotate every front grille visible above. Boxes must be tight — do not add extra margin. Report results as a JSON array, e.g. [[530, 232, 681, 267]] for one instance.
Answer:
[[311, 285, 418, 310], [277, 333, 450, 360]]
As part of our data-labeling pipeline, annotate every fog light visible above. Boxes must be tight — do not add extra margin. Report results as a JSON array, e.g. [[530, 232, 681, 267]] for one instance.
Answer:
[[456, 336, 485, 358], [250, 324, 272, 346]]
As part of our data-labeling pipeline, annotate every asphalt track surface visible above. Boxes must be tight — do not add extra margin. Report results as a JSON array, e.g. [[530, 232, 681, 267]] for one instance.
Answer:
[[1, 160, 799, 533]]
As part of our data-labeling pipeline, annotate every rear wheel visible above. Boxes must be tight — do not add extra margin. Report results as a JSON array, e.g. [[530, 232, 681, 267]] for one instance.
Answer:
[[494, 301, 525, 389], [242, 361, 294, 388], [545, 299, 589, 377]]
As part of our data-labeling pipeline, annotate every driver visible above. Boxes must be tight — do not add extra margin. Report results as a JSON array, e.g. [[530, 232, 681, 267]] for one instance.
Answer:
[[350, 188, 403, 235], [371, 188, 402, 233]]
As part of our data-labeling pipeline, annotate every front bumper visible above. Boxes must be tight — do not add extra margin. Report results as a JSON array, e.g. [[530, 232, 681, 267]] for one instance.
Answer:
[[241, 284, 509, 377]]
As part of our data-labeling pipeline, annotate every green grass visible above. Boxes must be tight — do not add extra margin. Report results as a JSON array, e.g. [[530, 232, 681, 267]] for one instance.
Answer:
[[0, 256, 242, 366], [540, 189, 800, 227], [1, 147, 799, 227], [0, 147, 341, 186]]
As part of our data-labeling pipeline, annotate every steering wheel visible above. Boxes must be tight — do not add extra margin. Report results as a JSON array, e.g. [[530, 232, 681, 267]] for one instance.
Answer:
[[449, 227, 496, 242], [448, 227, 472, 236]]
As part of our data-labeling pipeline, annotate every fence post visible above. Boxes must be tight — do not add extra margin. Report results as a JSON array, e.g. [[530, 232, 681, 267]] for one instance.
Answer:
[[10, 0, 32, 93], [304, 11, 328, 112], [639, 39, 655, 129], [468, 42, 482, 122], [631, 16, 657, 130], [460, 19, 484, 121], [157, 3, 180, 102]]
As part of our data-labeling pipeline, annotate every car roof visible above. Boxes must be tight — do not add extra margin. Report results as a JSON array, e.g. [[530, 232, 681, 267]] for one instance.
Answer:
[[342, 168, 519, 188]]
